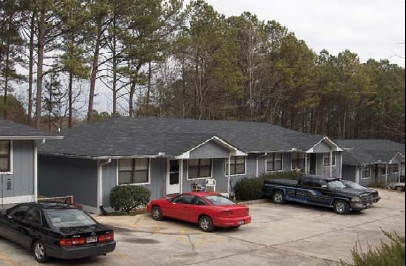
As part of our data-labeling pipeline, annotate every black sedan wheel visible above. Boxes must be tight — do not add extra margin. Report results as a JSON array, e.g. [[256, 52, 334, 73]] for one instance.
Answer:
[[334, 200, 350, 215], [198, 216, 214, 232], [273, 190, 286, 204], [151, 206, 164, 221], [33, 240, 49, 263]]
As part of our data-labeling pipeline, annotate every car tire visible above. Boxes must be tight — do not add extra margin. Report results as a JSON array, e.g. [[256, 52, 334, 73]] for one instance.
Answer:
[[198, 216, 214, 232], [151, 206, 164, 221], [33, 240, 49, 263], [334, 200, 350, 215], [272, 190, 286, 204]]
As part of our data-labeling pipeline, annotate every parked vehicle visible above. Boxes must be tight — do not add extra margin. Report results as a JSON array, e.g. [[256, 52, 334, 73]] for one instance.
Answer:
[[263, 175, 377, 214], [341, 180, 381, 203], [147, 192, 251, 232], [387, 182, 406, 192], [0, 202, 116, 263]]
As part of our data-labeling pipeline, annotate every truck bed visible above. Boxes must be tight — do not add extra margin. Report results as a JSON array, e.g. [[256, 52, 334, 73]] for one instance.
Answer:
[[264, 179, 299, 187]]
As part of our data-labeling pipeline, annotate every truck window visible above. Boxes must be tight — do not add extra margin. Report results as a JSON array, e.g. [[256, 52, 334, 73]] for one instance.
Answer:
[[302, 178, 313, 187]]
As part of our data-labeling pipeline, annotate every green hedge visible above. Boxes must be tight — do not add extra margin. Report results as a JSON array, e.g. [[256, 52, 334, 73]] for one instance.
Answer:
[[110, 185, 151, 213], [341, 231, 405, 266], [234, 172, 303, 201]]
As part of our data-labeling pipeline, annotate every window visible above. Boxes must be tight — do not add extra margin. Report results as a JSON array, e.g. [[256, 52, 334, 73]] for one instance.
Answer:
[[226, 156, 246, 175], [118, 158, 149, 185], [188, 159, 212, 179], [362, 166, 371, 179], [390, 164, 399, 174], [8, 205, 29, 220], [26, 208, 42, 225], [323, 153, 336, 167], [292, 153, 306, 171], [267, 153, 283, 172], [172, 195, 195, 204], [0, 141, 11, 172]]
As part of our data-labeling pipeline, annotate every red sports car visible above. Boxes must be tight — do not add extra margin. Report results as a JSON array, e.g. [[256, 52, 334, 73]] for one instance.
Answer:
[[147, 192, 251, 232]]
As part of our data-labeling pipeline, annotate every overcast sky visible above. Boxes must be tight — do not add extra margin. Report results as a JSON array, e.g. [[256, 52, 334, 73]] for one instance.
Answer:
[[197, 0, 405, 66]]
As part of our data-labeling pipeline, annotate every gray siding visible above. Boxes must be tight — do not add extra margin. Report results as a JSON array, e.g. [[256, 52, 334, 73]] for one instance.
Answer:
[[101, 158, 167, 206], [342, 165, 357, 182], [190, 141, 230, 159], [102, 160, 118, 207], [38, 156, 98, 208], [1, 140, 35, 200], [312, 141, 332, 153], [182, 158, 228, 194]]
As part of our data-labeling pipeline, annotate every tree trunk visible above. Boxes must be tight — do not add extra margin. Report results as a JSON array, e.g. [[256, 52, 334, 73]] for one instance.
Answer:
[[36, 10, 46, 130], [87, 20, 102, 124], [129, 81, 136, 117], [145, 61, 152, 117], [68, 72, 73, 128], [28, 12, 35, 126]]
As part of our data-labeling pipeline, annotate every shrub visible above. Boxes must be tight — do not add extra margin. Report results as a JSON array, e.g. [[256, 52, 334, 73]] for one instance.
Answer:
[[233, 172, 303, 201], [262, 171, 303, 180], [341, 231, 405, 266], [110, 186, 151, 213], [234, 178, 265, 201]]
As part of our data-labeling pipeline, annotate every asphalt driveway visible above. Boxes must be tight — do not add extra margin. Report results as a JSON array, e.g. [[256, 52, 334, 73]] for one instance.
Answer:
[[0, 189, 404, 266]]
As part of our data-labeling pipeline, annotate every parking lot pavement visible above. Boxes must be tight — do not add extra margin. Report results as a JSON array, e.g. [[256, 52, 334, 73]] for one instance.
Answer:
[[0, 189, 404, 266]]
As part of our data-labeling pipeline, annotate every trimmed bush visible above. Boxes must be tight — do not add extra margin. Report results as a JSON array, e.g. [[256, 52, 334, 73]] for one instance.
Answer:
[[234, 172, 303, 201], [110, 186, 151, 213], [341, 231, 405, 266]]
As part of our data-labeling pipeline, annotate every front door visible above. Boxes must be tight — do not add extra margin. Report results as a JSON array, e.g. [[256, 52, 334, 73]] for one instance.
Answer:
[[167, 160, 181, 195], [309, 154, 317, 175]]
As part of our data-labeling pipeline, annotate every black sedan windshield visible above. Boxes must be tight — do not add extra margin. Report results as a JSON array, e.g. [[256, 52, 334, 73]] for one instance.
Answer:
[[205, 196, 235, 206], [45, 209, 96, 228]]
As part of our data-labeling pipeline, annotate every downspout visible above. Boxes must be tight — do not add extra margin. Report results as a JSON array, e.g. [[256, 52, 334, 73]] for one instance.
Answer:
[[340, 152, 343, 179], [34, 141, 38, 202], [98, 159, 112, 212], [385, 163, 389, 185], [305, 153, 308, 174], [256, 155, 259, 178], [180, 159, 184, 193]]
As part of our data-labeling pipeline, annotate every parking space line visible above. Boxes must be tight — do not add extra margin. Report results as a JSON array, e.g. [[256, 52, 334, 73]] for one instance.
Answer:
[[0, 254, 20, 266]]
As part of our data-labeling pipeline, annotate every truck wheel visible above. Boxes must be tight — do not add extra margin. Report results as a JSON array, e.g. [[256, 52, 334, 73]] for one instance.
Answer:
[[334, 200, 350, 215], [273, 190, 286, 204]]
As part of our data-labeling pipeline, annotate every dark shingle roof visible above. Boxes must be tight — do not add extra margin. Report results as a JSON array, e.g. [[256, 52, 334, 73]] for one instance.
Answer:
[[335, 140, 405, 165], [0, 119, 61, 139], [40, 117, 335, 158]]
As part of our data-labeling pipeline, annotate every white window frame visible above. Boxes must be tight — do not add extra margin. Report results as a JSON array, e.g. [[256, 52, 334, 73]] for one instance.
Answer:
[[323, 153, 336, 167], [116, 158, 151, 186], [362, 165, 372, 180], [266, 153, 283, 172], [225, 156, 247, 177], [187, 159, 213, 180], [291, 152, 306, 171], [0, 140, 13, 175]]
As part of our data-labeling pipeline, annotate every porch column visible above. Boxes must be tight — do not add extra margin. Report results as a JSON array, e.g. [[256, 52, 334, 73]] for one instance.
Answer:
[[227, 156, 231, 193], [305, 153, 308, 174], [180, 159, 184, 193], [385, 163, 389, 184], [330, 151, 333, 177]]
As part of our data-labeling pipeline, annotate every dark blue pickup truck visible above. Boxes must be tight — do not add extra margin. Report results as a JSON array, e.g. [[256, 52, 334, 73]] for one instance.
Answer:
[[263, 175, 379, 214]]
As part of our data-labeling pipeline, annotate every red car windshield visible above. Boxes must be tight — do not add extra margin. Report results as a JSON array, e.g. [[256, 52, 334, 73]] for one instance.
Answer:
[[205, 196, 235, 206]]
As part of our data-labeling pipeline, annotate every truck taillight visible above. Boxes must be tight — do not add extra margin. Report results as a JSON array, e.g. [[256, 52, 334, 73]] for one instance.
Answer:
[[99, 232, 115, 243]]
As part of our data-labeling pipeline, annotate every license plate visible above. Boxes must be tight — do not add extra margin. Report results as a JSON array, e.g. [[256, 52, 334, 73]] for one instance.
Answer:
[[87, 236, 98, 244], [238, 220, 245, 225]]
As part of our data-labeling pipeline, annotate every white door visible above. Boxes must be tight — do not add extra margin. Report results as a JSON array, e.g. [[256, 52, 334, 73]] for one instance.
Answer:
[[167, 160, 181, 195]]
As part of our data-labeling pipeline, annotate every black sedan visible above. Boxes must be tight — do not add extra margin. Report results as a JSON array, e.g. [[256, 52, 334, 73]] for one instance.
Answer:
[[0, 202, 116, 263]]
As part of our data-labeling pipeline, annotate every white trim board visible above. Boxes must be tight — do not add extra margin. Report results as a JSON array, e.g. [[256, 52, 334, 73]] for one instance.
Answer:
[[1, 195, 35, 205]]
